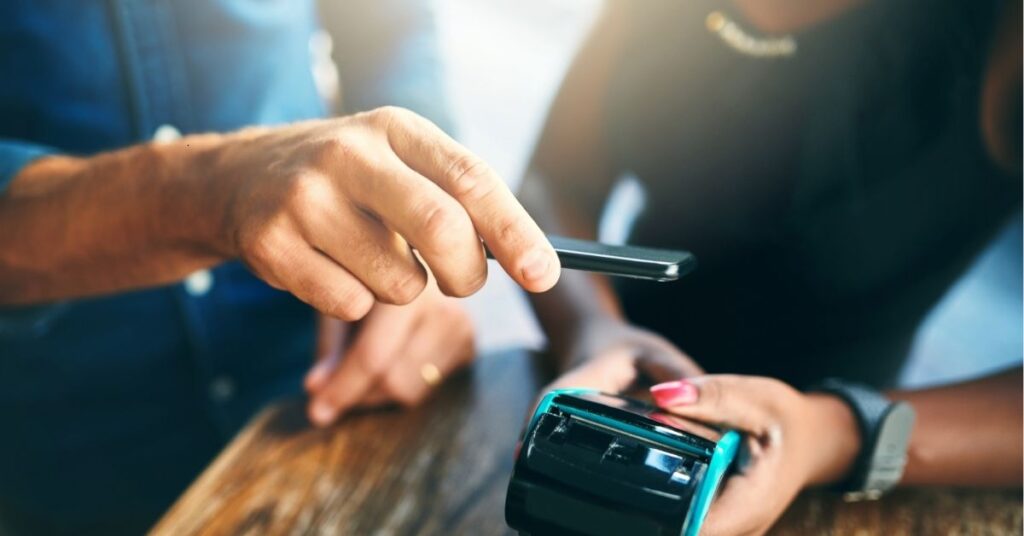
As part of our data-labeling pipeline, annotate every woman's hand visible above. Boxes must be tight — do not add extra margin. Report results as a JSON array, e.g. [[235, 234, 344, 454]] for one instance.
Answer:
[[650, 375, 861, 536], [546, 317, 703, 394], [303, 277, 475, 426]]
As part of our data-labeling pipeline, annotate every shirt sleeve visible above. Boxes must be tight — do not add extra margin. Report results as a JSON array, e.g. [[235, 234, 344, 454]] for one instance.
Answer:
[[0, 139, 55, 193], [318, 0, 455, 134], [0, 139, 65, 330]]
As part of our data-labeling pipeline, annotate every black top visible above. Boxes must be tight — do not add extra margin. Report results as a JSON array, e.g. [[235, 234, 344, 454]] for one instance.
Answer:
[[605, 0, 1020, 388]]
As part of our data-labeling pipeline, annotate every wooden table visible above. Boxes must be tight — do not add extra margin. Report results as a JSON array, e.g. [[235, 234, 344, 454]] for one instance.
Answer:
[[152, 349, 1022, 535]]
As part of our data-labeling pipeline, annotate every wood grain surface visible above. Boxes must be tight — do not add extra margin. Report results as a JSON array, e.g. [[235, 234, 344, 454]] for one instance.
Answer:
[[152, 349, 1022, 535]]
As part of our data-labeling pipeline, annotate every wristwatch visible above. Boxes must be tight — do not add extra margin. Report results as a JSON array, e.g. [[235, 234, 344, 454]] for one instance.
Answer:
[[813, 379, 916, 501]]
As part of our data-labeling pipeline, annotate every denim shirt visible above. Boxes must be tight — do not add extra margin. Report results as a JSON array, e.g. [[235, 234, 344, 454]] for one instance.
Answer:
[[0, 1, 449, 533]]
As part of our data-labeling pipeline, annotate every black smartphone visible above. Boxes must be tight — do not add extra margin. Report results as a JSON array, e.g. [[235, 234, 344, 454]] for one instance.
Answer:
[[488, 235, 695, 282]]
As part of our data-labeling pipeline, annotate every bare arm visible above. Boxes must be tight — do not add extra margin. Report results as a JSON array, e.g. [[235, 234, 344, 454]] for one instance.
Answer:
[[0, 136, 226, 303], [789, 366, 1024, 488], [809, 367, 1024, 488], [0, 109, 561, 314], [518, 4, 705, 389], [651, 367, 1022, 534], [893, 367, 1022, 486]]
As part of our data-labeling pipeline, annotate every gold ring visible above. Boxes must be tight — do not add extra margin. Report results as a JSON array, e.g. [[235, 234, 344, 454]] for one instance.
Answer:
[[420, 363, 442, 387]]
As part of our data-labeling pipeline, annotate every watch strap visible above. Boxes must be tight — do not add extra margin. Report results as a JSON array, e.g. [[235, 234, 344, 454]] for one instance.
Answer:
[[813, 379, 915, 500]]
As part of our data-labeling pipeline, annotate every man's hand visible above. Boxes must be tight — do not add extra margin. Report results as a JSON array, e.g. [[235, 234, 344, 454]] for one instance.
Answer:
[[302, 277, 474, 426], [1, 107, 560, 307], [545, 317, 702, 394], [209, 107, 559, 319], [650, 375, 861, 536]]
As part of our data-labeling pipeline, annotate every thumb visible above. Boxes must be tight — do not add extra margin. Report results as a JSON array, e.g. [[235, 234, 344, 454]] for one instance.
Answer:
[[634, 347, 703, 385], [649, 375, 777, 436]]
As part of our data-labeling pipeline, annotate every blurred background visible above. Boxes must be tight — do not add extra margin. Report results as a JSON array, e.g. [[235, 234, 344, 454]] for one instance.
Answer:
[[436, 0, 1022, 388], [4, 2, 1020, 534]]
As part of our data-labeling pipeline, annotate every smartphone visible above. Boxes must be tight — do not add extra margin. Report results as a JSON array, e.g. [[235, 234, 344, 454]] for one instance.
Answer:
[[487, 235, 696, 282]]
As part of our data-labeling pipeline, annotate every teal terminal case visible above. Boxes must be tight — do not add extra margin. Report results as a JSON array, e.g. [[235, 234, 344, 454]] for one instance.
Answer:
[[505, 390, 741, 535]]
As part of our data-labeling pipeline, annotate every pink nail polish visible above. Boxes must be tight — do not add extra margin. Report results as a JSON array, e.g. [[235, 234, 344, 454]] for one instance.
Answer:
[[650, 380, 698, 407]]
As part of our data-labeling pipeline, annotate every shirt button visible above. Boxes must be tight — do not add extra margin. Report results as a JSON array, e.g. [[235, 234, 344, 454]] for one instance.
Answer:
[[208, 376, 236, 403], [705, 11, 727, 32], [152, 124, 182, 143], [183, 269, 214, 297]]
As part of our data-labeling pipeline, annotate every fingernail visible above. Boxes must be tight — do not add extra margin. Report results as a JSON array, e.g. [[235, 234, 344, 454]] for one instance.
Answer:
[[310, 400, 337, 426], [650, 380, 699, 407], [304, 361, 332, 392], [520, 249, 553, 282]]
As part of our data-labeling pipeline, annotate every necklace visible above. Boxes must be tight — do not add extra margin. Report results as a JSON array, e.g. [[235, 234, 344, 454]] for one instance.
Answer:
[[705, 11, 797, 59]]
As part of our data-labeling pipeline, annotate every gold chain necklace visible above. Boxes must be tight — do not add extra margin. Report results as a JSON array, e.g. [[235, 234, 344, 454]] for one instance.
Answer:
[[705, 11, 797, 59]]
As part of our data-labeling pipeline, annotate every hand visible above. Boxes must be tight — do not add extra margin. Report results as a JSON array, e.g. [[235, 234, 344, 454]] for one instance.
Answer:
[[303, 277, 475, 426], [199, 106, 560, 320], [649, 375, 861, 536], [546, 317, 703, 394]]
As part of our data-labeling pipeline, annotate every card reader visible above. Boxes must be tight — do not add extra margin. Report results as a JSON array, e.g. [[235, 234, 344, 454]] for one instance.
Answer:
[[505, 390, 741, 536]]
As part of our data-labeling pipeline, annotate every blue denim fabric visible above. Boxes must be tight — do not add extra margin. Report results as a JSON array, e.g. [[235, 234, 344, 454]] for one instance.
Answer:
[[0, 1, 449, 533]]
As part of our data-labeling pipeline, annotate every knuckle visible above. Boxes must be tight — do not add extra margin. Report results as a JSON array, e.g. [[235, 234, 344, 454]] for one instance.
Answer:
[[239, 220, 287, 265], [369, 105, 411, 128], [443, 155, 496, 201], [281, 172, 331, 210], [353, 349, 388, 378], [311, 137, 347, 164], [378, 269, 427, 305], [375, 105, 405, 118], [493, 215, 526, 247], [309, 138, 358, 170], [419, 200, 472, 248], [443, 266, 487, 298], [384, 374, 419, 407], [323, 285, 374, 322], [700, 380, 723, 411]]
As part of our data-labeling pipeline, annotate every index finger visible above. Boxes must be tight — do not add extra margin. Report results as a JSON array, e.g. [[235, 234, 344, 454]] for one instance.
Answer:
[[383, 108, 561, 292], [651, 375, 785, 436]]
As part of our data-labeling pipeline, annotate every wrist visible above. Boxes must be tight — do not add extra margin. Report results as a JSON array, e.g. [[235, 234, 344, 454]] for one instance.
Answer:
[[159, 131, 245, 259], [803, 393, 861, 486], [544, 308, 621, 365], [569, 311, 630, 351]]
